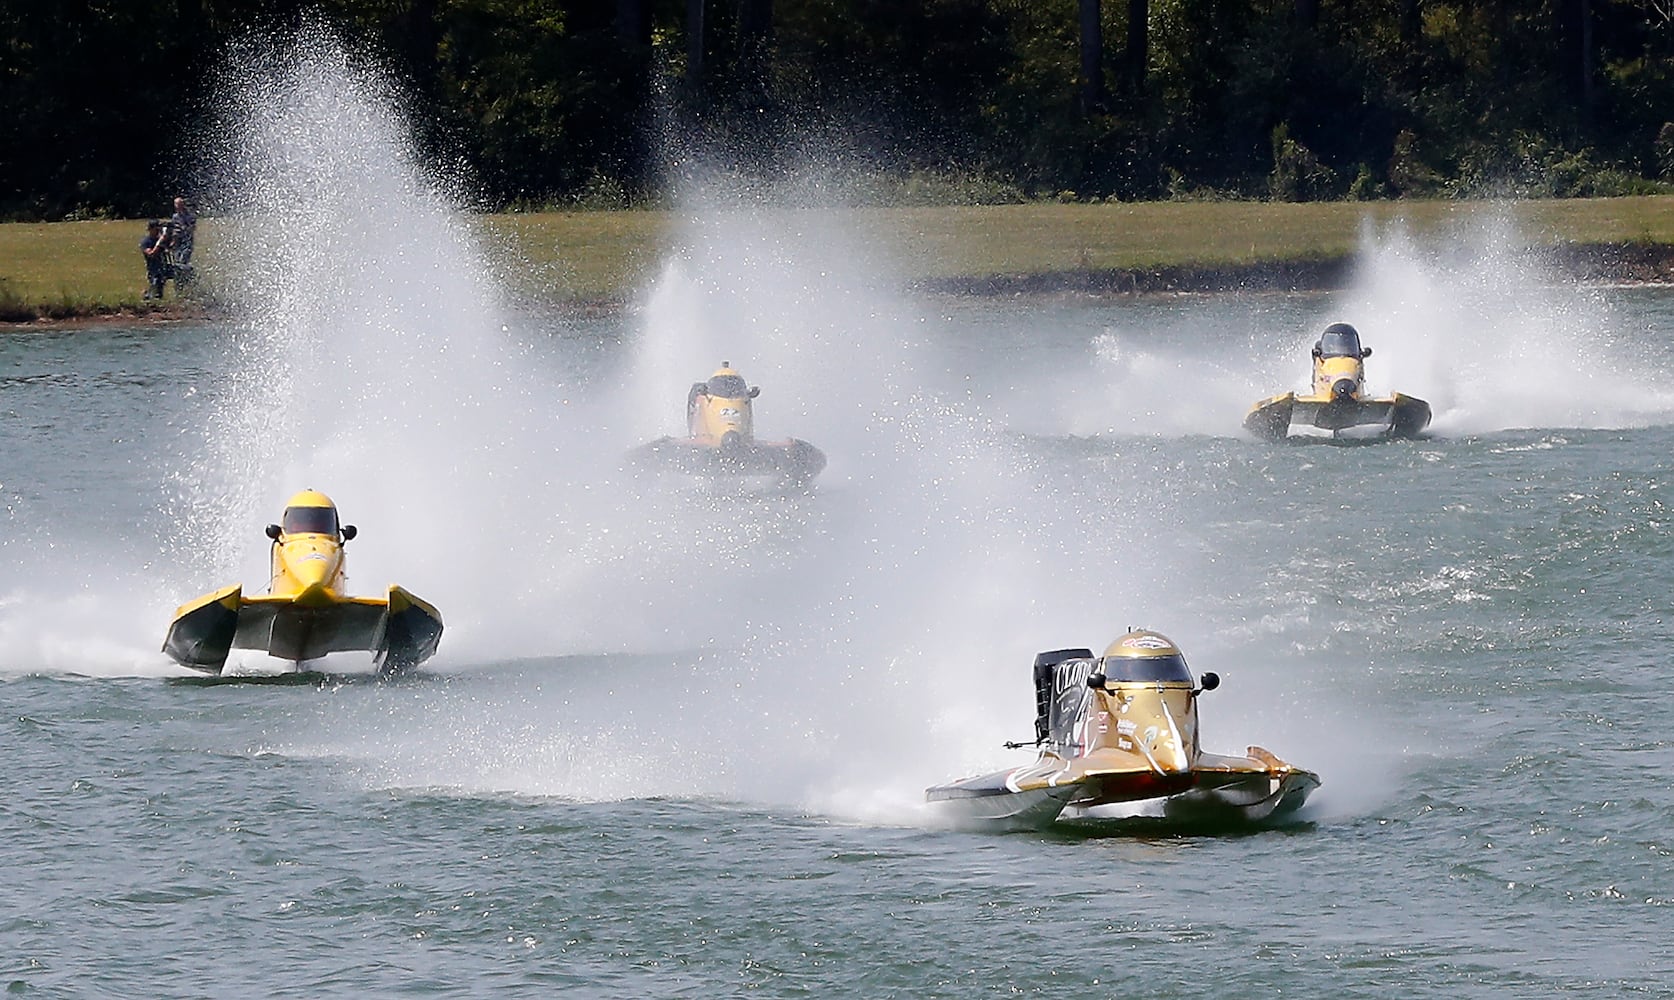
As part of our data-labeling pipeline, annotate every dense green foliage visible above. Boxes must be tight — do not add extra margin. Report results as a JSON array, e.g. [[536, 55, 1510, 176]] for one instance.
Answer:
[[3, 0, 1672, 219]]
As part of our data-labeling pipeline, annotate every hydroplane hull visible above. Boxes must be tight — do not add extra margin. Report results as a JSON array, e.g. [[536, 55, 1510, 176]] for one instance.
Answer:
[[926, 748, 1315, 832], [631, 435, 826, 484], [1245, 391, 1431, 441], [925, 635, 1319, 834], [163, 583, 443, 675]]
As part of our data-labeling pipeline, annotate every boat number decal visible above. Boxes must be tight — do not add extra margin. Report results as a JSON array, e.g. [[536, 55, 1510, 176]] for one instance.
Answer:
[[720, 408, 742, 422], [1120, 634, 1172, 650]]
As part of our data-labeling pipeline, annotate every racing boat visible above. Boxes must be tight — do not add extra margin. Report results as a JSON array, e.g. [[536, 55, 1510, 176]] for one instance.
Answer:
[[1245, 323, 1431, 440], [925, 630, 1318, 832], [162, 490, 443, 675], [630, 363, 826, 486]]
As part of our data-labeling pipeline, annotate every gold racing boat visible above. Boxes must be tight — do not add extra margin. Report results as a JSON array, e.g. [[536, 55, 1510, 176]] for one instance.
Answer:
[[926, 630, 1318, 831]]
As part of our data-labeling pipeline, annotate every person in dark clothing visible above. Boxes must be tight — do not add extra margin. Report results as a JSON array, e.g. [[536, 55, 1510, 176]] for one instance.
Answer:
[[140, 220, 174, 300]]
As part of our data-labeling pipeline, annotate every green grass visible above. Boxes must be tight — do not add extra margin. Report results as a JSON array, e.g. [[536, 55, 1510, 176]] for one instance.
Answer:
[[846, 197, 1674, 278], [0, 219, 223, 321], [5, 196, 1674, 322]]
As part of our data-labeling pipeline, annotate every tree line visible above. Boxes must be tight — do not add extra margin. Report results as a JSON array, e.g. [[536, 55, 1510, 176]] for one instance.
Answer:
[[2, 0, 1672, 221]]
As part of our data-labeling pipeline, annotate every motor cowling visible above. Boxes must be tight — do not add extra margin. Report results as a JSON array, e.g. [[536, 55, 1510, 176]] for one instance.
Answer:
[[1033, 648, 1094, 743]]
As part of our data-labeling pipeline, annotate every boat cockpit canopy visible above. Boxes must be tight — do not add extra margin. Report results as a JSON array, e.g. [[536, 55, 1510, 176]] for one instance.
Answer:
[[1315, 324, 1364, 359], [1098, 652, 1195, 683], [282, 505, 340, 536], [705, 373, 751, 398]]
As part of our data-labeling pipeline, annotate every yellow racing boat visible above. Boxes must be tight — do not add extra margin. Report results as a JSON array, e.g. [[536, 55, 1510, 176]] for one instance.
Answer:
[[1246, 323, 1431, 440], [926, 630, 1318, 831], [631, 362, 826, 486], [162, 490, 442, 675]]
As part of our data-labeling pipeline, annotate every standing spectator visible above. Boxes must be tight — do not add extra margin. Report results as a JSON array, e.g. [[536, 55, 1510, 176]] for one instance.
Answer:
[[140, 219, 173, 300], [167, 196, 197, 264], [166, 196, 198, 293]]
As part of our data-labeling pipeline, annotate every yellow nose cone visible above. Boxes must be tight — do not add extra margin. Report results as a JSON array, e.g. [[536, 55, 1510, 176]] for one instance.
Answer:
[[279, 536, 342, 605]]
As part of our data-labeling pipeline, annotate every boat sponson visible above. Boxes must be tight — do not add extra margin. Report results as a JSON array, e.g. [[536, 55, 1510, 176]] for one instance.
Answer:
[[161, 583, 244, 673], [925, 766, 1079, 830], [1165, 747, 1321, 819], [1244, 393, 1296, 441], [375, 585, 444, 674]]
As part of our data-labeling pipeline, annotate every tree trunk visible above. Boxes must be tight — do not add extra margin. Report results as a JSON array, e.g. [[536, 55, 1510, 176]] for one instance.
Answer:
[[616, 0, 650, 45], [1398, 0, 1421, 48], [1124, 0, 1148, 96], [1079, 0, 1105, 112], [1558, 0, 1595, 126], [739, 0, 772, 94], [687, 0, 705, 83]]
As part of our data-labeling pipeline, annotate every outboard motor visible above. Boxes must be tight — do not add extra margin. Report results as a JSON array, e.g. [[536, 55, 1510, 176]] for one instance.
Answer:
[[1032, 648, 1094, 743]]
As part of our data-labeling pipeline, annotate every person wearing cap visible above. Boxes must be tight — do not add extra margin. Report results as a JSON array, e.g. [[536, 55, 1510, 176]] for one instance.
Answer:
[[139, 219, 175, 300]]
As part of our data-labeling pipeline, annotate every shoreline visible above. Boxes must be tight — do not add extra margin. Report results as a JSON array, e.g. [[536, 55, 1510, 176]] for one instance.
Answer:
[[916, 242, 1674, 296], [8, 242, 1674, 331]]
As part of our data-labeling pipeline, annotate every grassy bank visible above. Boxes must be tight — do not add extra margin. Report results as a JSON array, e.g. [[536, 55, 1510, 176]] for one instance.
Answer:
[[6, 196, 1674, 323]]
